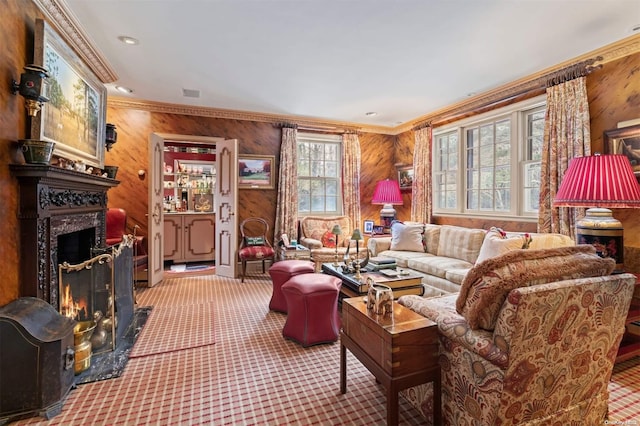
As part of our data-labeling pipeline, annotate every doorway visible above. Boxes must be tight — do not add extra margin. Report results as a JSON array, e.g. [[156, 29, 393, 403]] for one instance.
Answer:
[[147, 133, 238, 286]]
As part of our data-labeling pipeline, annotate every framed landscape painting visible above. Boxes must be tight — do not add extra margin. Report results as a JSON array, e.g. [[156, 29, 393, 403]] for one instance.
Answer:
[[238, 155, 275, 189], [32, 19, 106, 168], [397, 165, 414, 191]]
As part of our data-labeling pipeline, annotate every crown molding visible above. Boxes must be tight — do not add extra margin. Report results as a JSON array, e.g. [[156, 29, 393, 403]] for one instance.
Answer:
[[44, 0, 639, 136], [107, 97, 399, 135], [32, 0, 118, 83], [404, 34, 640, 132]]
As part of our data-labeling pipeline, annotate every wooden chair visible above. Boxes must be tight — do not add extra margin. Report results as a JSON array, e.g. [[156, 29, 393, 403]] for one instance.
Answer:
[[237, 217, 275, 282]]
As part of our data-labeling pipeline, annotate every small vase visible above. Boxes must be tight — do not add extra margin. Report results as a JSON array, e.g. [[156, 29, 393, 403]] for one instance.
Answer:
[[19, 139, 55, 164], [104, 165, 118, 179]]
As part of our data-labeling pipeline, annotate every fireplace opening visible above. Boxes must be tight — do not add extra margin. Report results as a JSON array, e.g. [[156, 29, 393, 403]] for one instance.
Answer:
[[58, 237, 136, 361], [57, 228, 95, 265]]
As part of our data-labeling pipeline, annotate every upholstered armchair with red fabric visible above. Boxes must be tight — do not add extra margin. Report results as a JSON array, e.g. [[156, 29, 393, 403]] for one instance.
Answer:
[[106, 208, 148, 282], [237, 217, 275, 282], [106, 208, 147, 255]]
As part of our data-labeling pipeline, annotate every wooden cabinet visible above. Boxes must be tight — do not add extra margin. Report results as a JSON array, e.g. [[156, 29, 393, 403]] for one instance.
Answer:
[[164, 213, 215, 263]]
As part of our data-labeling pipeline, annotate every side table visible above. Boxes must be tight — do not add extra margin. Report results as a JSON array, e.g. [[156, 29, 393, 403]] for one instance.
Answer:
[[616, 274, 640, 363], [277, 245, 311, 262], [340, 297, 441, 425]]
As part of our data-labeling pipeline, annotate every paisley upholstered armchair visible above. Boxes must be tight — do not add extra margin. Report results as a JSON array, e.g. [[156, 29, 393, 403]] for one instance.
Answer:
[[398, 246, 635, 425]]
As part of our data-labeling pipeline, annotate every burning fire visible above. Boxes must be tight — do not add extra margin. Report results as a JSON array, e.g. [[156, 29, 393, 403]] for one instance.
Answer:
[[61, 284, 88, 320]]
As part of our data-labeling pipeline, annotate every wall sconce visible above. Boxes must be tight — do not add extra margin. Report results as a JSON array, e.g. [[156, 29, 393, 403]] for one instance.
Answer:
[[11, 64, 49, 117], [105, 123, 118, 151]]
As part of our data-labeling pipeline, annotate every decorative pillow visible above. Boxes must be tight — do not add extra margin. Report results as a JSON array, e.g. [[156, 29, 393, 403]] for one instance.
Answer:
[[245, 236, 265, 246], [475, 227, 526, 265], [321, 230, 337, 248], [456, 245, 615, 331], [390, 222, 425, 252]]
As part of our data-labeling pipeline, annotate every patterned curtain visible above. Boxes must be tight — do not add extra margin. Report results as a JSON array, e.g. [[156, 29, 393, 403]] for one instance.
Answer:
[[274, 126, 299, 243], [342, 132, 362, 233], [412, 125, 432, 223], [538, 76, 591, 236]]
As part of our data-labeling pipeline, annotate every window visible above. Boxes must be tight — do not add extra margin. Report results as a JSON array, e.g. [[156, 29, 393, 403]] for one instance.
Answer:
[[432, 96, 545, 219], [296, 133, 342, 215]]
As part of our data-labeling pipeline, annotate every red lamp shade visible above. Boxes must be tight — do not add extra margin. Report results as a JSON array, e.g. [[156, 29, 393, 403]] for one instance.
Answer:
[[372, 179, 403, 205], [554, 154, 640, 208], [372, 179, 403, 231], [553, 154, 640, 272]]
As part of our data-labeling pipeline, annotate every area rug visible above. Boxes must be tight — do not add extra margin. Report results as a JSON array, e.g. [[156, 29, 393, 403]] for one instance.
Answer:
[[609, 357, 640, 421], [75, 306, 152, 385], [129, 302, 216, 358]]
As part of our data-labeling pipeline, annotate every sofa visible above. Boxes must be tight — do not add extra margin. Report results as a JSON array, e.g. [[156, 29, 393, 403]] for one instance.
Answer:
[[299, 216, 366, 271], [395, 245, 635, 425], [367, 222, 574, 297]]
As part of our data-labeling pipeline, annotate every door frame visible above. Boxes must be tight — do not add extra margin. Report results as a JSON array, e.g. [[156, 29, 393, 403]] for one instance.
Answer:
[[148, 133, 233, 284]]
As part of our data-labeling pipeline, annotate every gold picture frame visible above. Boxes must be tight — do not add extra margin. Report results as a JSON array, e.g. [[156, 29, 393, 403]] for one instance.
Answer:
[[604, 124, 640, 182], [397, 164, 414, 192], [238, 155, 275, 189], [32, 19, 106, 168]]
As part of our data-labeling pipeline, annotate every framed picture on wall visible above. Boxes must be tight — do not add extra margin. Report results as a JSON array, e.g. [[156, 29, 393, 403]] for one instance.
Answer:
[[32, 19, 106, 168], [238, 155, 275, 189], [363, 220, 374, 234], [397, 165, 414, 191], [604, 124, 640, 182]]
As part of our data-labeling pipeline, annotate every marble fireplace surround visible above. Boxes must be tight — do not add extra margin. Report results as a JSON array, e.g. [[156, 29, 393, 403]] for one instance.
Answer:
[[10, 165, 119, 309]]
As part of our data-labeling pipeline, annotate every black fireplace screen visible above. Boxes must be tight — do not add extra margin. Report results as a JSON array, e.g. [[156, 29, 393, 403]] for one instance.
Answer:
[[58, 236, 135, 355]]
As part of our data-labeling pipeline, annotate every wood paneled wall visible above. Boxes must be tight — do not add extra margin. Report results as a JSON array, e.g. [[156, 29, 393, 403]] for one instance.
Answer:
[[0, 0, 43, 305], [105, 105, 398, 240]]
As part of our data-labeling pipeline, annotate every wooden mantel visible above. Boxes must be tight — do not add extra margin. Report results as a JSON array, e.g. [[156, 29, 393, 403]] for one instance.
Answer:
[[10, 165, 119, 307]]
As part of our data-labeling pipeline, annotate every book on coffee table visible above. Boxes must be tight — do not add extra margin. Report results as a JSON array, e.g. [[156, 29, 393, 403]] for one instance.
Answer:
[[369, 256, 396, 265], [366, 262, 397, 272], [357, 272, 422, 291], [341, 283, 424, 299]]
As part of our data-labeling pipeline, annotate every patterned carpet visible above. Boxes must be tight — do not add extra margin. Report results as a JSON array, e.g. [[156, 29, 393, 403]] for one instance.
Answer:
[[10, 274, 640, 425], [129, 302, 216, 358]]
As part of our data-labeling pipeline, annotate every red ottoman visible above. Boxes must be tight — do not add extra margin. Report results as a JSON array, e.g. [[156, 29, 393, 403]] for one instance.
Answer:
[[268, 260, 315, 313], [281, 274, 342, 347]]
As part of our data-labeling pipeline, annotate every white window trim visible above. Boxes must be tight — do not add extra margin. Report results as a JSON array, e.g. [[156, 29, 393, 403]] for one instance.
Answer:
[[432, 95, 546, 221], [296, 132, 343, 216]]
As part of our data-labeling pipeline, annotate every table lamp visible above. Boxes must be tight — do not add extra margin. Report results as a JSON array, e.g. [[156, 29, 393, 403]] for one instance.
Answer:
[[331, 224, 342, 266], [553, 153, 640, 272], [351, 228, 364, 280], [372, 179, 403, 232]]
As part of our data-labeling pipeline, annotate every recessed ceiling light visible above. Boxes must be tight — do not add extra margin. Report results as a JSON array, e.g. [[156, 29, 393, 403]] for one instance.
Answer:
[[631, 24, 640, 33], [115, 85, 133, 94], [118, 36, 139, 45], [365, 112, 377, 117]]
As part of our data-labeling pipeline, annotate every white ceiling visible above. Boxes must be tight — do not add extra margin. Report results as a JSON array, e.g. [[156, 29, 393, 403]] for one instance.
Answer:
[[64, 0, 640, 129]]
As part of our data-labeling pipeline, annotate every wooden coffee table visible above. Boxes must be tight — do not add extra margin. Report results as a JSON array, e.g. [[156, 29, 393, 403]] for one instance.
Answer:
[[340, 297, 441, 425]]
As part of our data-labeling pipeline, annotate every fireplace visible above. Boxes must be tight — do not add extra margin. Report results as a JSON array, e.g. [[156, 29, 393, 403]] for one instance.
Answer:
[[5, 164, 121, 422], [10, 164, 119, 307]]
